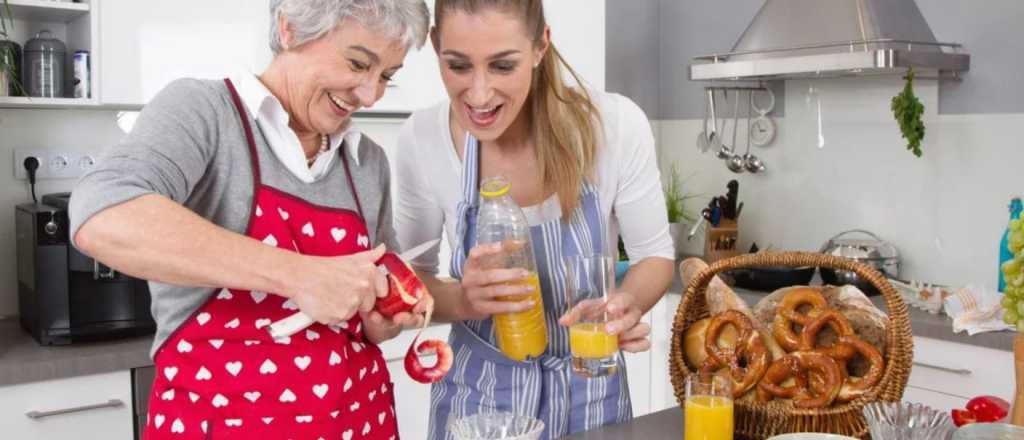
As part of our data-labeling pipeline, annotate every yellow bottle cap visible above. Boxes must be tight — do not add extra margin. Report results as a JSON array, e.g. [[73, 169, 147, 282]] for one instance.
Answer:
[[480, 177, 511, 198]]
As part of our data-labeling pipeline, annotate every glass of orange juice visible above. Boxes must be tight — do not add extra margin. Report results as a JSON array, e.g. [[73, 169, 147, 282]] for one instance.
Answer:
[[685, 372, 733, 440], [563, 253, 618, 378]]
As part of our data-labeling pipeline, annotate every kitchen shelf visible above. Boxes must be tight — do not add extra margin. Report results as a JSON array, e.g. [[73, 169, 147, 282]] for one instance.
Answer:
[[0, 96, 99, 109], [6, 0, 90, 22]]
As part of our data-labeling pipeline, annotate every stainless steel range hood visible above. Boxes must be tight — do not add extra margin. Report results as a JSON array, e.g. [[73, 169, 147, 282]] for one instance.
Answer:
[[689, 0, 970, 81]]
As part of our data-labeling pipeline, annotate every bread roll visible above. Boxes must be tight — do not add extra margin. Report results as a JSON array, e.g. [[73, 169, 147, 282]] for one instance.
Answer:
[[684, 318, 738, 368]]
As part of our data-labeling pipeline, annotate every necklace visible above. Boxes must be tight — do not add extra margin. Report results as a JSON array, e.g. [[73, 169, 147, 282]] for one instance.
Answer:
[[306, 134, 329, 166]]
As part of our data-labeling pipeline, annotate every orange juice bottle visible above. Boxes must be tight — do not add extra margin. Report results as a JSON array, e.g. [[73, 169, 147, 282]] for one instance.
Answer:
[[476, 177, 547, 361]]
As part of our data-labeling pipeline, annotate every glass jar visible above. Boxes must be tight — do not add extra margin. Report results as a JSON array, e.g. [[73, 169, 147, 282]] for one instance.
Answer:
[[23, 30, 66, 98]]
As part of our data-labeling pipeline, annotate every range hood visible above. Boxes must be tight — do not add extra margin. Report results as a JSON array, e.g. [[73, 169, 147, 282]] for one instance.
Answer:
[[689, 0, 970, 81]]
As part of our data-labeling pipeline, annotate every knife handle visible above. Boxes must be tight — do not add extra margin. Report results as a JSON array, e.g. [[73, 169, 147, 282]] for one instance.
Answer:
[[267, 312, 314, 339]]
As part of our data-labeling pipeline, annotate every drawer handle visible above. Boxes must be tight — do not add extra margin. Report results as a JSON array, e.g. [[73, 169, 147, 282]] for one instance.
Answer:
[[913, 361, 972, 376], [25, 399, 125, 420]]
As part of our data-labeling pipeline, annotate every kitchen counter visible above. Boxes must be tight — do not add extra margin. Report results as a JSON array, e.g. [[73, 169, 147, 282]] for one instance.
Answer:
[[560, 407, 682, 439], [669, 274, 1016, 353]]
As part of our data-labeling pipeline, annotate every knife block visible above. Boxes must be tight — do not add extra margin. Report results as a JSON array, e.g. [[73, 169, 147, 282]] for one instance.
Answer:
[[703, 219, 739, 264], [1013, 333, 1024, 426]]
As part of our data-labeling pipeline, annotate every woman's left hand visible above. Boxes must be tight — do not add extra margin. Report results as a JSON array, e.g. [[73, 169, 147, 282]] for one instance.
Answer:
[[361, 295, 434, 344], [559, 292, 651, 353]]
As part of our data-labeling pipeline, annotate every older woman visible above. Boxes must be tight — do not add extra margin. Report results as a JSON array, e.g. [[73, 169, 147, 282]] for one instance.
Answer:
[[69, 1, 428, 438]]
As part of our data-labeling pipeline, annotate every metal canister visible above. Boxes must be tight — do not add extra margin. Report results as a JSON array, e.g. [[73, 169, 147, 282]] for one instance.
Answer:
[[73, 50, 90, 98], [23, 30, 66, 98]]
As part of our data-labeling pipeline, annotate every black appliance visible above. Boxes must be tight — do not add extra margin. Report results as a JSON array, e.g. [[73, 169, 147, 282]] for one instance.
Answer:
[[16, 192, 155, 345]]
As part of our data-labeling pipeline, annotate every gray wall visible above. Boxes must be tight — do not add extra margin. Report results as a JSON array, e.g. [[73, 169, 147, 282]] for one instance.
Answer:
[[607, 0, 1024, 119]]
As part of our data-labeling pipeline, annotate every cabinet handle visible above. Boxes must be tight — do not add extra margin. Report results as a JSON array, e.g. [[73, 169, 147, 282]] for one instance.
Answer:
[[913, 361, 972, 376], [25, 399, 125, 420]]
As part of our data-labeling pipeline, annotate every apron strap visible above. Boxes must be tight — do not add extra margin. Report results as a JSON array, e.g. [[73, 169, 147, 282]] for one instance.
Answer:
[[223, 78, 262, 187], [339, 147, 365, 220]]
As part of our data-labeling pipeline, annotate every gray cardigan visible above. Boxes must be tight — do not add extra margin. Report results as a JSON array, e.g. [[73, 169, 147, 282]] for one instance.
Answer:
[[69, 78, 398, 356]]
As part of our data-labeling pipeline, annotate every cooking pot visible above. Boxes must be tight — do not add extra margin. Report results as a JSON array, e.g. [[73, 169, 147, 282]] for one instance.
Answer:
[[818, 229, 900, 296]]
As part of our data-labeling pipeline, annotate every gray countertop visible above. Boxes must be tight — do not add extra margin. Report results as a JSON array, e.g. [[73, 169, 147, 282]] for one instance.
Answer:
[[560, 407, 682, 439], [0, 272, 1015, 389], [0, 317, 153, 387]]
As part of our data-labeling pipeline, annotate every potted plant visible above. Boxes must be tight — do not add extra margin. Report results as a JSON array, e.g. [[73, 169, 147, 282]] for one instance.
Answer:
[[663, 164, 697, 259], [0, 0, 21, 97]]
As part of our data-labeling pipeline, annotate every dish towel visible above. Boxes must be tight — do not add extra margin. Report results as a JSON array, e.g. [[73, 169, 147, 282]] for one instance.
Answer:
[[944, 285, 1014, 335]]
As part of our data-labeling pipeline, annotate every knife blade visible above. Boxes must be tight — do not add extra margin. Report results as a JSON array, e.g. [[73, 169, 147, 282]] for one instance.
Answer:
[[266, 239, 440, 339]]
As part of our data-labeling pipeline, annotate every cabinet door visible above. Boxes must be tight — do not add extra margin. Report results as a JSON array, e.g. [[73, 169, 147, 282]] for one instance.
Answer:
[[649, 294, 681, 412], [624, 310, 653, 417], [0, 371, 134, 439], [99, 0, 271, 106], [908, 337, 1014, 405]]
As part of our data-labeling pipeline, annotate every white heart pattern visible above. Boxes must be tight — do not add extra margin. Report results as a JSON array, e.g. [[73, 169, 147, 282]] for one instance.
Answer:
[[279, 388, 297, 403], [351, 341, 363, 353], [296, 415, 313, 423], [224, 318, 240, 329], [350, 402, 360, 412], [330, 227, 347, 243], [195, 366, 212, 381], [359, 368, 367, 380], [306, 329, 320, 341], [357, 234, 370, 248], [163, 367, 178, 381], [368, 390, 377, 401], [244, 391, 261, 403], [278, 207, 289, 220], [171, 418, 185, 434], [201, 421, 208, 434], [381, 383, 388, 393], [362, 421, 371, 435], [342, 430, 354, 440], [379, 411, 387, 425], [196, 313, 211, 326], [255, 205, 262, 217], [154, 414, 166, 429], [225, 361, 243, 376], [176, 339, 192, 353], [216, 289, 233, 300], [161, 389, 175, 401], [372, 361, 379, 374], [254, 318, 271, 329], [262, 417, 274, 425], [294, 356, 312, 371], [259, 359, 278, 374], [328, 323, 344, 333], [262, 234, 278, 247], [209, 339, 224, 349], [301, 222, 315, 237], [329, 351, 342, 366], [189, 392, 199, 403], [273, 336, 291, 345], [343, 378, 353, 392], [225, 419, 243, 427], [330, 411, 340, 419], [313, 384, 329, 399], [212, 394, 229, 408], [250, 291, 267, 304], [282, 299, 298, 310], [244, 340, 261, 346]]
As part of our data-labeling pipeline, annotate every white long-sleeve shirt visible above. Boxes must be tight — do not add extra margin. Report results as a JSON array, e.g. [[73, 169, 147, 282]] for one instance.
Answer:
[[393, 89, 674, 274]]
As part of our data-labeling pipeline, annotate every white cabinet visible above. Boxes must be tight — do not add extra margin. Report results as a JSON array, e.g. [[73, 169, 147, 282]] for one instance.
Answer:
[[0, 370, 134, 439], [904, 336, 1014, 412], [649, 294, 682, 412], [98, 0, 271, 106], [624, 308, 654, 417], [380, 324, 452, 440]]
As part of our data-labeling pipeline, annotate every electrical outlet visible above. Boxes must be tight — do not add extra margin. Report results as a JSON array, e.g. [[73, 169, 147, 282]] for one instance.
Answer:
[[14, 149, 101, 180]]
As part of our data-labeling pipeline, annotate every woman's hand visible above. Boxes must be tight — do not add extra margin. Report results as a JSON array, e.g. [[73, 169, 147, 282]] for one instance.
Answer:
[[558, 291, 651, 353], [458, 242, 536, 320], [361, 295, 433, 344], [286, 245, 389, 326]]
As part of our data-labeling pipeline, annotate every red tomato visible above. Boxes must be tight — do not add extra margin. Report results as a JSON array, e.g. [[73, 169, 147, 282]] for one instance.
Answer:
[[966, 395, 1010, 423]]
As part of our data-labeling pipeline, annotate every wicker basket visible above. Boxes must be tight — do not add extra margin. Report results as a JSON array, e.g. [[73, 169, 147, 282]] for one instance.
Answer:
[[669, 252, 913, 440]]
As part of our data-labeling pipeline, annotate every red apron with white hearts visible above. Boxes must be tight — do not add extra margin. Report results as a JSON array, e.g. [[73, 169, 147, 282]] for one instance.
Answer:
[[142, 79, 398, 440]]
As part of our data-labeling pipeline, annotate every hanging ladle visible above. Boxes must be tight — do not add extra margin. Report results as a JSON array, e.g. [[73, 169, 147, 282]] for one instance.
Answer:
[[725, 90, 746, 173], [743, 90, 767, 173], [697, 88, 720, 153]]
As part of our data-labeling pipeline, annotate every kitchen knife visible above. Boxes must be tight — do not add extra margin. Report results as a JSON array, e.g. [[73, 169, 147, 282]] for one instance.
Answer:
[[266, 238, 440, 340]]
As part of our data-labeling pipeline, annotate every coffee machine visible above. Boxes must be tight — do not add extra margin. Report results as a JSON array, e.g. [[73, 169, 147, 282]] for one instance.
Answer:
[[16, 192, 155, 345]]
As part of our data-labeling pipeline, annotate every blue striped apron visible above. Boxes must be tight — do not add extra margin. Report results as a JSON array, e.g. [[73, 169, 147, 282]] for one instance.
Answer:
[[427, 134, 631, 440]]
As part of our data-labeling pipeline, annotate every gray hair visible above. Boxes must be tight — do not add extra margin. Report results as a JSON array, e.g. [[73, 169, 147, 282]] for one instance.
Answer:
[[269, 0, 429, 55]]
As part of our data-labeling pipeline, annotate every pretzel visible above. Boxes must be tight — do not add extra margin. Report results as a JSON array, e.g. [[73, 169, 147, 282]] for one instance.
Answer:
[[772, 288, 829, 351], [756, 355, 808, 402], [798, 309, 857, 359], [701, 310, 770, 398], [833, 336, 885, 402], [788, 351, 844, 408]]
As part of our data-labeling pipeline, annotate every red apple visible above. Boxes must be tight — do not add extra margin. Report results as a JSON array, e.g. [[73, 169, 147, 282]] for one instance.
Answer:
[[405, 338, 454, 384], [966, 395, 1010, 423], [952, 408, 977, 427], [374, 252, 425, 318]]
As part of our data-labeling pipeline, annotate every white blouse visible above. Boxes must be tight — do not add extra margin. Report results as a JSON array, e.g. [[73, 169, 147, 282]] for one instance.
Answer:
[[393, 89, 674, 275]]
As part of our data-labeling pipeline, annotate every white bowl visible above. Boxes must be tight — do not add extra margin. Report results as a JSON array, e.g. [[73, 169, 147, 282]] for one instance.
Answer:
[[767, 434, 859, 440], [953, 423, 1024, 440]]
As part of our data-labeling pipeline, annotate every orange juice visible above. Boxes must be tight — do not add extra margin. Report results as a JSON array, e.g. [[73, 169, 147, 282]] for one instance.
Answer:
[[493, 272, 547, 361], [684, 395, 733, 440], [570, 323, 618, 359]]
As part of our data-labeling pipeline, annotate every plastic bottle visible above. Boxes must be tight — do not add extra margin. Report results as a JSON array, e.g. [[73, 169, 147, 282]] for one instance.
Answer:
[[1000, 198, 1022, 292], [475, 176, 547, 361]]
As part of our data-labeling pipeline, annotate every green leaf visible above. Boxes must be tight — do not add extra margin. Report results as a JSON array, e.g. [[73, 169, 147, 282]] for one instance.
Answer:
[[892, 67, 926, 157]]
